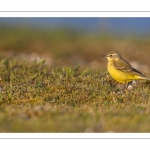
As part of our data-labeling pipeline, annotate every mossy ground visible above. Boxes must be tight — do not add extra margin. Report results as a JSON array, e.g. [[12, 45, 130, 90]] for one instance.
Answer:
[[0, 59, 150, 132]]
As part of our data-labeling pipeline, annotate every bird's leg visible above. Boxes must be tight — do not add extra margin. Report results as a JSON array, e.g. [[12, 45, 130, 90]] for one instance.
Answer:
[[117, 81, 133, 91]]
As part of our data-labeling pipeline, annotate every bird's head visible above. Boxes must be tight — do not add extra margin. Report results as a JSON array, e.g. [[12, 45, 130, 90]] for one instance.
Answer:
[[102, 51, 121, 61]]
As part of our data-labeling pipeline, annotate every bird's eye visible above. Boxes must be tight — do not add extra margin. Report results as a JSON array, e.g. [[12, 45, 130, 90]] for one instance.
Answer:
[[110, 55, 112, 57]]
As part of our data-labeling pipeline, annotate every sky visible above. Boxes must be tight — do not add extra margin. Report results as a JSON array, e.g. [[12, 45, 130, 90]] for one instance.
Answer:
[[0, 18, 150, 36]]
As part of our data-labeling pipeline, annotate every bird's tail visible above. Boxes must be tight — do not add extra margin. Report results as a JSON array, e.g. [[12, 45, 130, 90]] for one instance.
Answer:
[[146, 77, 150, 81], [141, 76, 150, 81]]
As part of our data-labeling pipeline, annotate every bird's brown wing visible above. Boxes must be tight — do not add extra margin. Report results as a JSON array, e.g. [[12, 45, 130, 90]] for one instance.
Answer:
[[114, 59, 145, 77]]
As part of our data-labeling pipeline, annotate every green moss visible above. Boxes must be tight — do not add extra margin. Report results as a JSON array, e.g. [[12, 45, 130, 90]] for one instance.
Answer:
[[0, 59, 149, 132]]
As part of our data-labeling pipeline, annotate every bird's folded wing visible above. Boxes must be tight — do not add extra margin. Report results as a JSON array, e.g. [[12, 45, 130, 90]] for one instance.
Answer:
[[114, 59, 145, 77]]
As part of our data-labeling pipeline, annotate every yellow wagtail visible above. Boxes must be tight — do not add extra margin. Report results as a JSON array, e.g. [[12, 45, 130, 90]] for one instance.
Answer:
[[102, 51, 150, 86]]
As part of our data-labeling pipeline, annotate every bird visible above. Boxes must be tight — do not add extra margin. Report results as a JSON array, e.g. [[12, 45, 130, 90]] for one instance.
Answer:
[[102, 51, 150, 87]]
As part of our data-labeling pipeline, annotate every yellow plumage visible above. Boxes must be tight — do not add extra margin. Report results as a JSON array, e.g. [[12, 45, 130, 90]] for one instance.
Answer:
[[103, 51, 150, 84]]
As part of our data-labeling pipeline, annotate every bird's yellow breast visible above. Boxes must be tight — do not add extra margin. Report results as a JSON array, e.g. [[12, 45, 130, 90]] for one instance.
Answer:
[[107, 61, 134, 84]]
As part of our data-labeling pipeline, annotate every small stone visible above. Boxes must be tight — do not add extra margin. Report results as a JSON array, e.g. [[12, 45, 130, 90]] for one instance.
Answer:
[[127, 85, 133, 90]]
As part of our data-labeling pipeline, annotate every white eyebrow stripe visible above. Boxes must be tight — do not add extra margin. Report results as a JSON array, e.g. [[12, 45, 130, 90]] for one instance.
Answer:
[[109, 54, 117, 56]]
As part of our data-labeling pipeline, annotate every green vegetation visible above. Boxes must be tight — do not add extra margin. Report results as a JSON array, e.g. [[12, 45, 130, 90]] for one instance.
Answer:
[[0, 27, 150, 132]]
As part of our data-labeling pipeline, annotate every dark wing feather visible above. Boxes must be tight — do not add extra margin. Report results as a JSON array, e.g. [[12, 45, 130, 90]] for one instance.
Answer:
[[114, 59, 145, 77]]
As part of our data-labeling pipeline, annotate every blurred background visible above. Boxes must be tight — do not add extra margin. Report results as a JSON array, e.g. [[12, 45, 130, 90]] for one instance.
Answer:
[[0, 18, 150, 72]]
